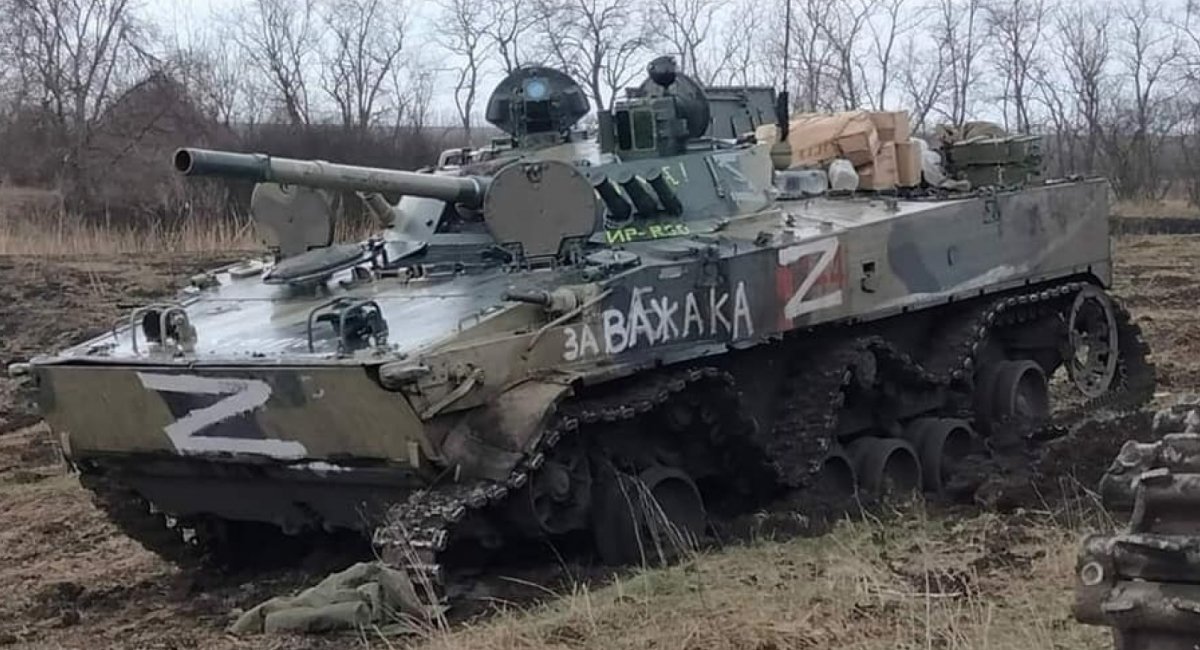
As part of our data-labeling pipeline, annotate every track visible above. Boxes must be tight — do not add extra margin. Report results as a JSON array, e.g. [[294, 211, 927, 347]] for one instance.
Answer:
[[370, 278, 1157, 613], [73, 278, 1157, 627]]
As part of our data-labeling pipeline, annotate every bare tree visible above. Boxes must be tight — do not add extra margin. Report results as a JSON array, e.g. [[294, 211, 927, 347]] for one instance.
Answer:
[[1055, 3, 1109, 172], [534, 0, 656, 110], [167, 27, 247, 128], [655, 0, 719, 77], [1102, 0, 1182, 198], [896, 33, 947, 132], [0, 0, 18, 111], [788, 0, 840, 111], [483, 0, 538, 73], [438, 0, 492, 142], [392, 63, 433, 133], [864, 0, 918, 109], [697, 0, 772, 86], [930, 0, 983, 125], [985, 0, 1050, 132], [228, 0, 319, 126], [1176, 0, 1200, 204], [811, 0, 876, 110], [195, 45, 245, 128], [4, 0, 145, 199], [1031, 63, 1072, 174], [320, 0, 411, 132]]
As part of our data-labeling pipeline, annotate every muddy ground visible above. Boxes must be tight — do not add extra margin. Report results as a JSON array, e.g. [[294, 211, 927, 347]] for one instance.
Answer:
[[1, 236, 1197, 649]]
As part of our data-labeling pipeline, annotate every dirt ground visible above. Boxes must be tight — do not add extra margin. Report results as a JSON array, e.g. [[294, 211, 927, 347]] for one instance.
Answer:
[[0, 254, 336, 649], [1, 236, 1197, 649], [0, 255, 242, 433]]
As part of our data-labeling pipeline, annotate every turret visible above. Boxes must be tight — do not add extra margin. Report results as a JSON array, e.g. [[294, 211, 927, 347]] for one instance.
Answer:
[[484, 66, 590, 150], [174, 57, 775, 285], [174, 147, 599, 280]]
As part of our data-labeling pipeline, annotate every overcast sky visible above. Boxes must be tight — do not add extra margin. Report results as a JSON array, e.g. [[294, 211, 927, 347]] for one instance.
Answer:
[[141, 0, 486, 122]]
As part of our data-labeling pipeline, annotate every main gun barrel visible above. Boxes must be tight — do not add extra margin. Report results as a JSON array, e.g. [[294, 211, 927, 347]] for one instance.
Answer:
[[173, 148, 489, 208]]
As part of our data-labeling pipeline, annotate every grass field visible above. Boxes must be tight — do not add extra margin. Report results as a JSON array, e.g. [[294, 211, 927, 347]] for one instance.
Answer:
[[420, 510, 1108, 650]]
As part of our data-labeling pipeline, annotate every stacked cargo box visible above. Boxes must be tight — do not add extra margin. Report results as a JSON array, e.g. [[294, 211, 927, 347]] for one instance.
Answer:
[[762, 110, 927, 191], [941, 135, 1043, 188], [757, 109, 1045, 192]]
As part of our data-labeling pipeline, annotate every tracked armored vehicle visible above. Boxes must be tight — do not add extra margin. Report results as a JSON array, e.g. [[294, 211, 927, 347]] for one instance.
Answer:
[[24, 57, 1152, 587]]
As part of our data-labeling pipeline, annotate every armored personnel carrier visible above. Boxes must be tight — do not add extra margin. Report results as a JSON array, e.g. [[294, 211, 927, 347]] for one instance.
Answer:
[[23, 57, 1152, 587]]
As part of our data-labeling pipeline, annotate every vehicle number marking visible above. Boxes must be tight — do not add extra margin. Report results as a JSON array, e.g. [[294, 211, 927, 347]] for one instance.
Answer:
[[604, 221, 690, 244], [661, 164, 686, 186]]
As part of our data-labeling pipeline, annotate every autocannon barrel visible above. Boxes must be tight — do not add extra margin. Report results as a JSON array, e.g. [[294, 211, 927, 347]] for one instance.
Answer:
[[173, 147, 489, 209]]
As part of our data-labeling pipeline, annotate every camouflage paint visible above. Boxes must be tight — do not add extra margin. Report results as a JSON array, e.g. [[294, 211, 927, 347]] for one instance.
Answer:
[[29, 70, 1113, 538]]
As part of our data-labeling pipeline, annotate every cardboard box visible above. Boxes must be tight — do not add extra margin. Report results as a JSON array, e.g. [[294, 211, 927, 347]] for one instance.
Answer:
[[895, 140, 921, 187], [835, 115, 880, 166], [786, 111, 880, 168], [754, 123, 780, 145], [856, 142, 898, 190], [786, 113, 850, 167], [869, 111, 910, 143]]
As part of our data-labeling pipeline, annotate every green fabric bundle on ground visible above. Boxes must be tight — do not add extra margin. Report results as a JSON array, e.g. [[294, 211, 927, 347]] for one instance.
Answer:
[[230, 561, 435, 635]]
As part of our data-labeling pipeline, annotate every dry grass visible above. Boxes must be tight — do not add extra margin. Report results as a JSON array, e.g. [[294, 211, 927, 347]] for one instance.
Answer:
[[0, 211, 259, 255], [1112, 198, 1200, 218], [0, 196, 376, 255], [417, 510, 1107, 650]]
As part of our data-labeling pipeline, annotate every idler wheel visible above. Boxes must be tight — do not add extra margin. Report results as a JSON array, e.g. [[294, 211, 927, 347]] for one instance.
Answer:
[[991, 360, 1050, 435], [902, 418, 974, 494], [846, 437, 922, 497], [1066, 286, 1120, 398], [813, 451, 858, 498], [591, 465, 706, 566]]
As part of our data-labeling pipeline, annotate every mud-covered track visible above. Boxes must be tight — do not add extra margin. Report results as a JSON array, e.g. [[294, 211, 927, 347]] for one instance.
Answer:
[[366, 278, 1156, 614]]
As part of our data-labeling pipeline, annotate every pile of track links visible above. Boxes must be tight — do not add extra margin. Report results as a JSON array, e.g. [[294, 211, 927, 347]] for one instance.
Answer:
[[1074, 400, 1200, 649]]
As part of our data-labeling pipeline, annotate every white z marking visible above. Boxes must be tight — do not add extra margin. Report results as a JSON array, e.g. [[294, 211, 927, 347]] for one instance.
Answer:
[[137, 372, 307, 459], [779, 238, 843, 319]]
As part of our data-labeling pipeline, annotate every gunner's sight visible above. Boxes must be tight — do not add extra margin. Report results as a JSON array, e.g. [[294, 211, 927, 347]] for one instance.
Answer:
[[484, 66, 590, 149]]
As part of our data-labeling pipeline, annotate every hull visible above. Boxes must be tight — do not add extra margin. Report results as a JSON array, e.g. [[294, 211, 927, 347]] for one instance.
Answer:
[[41, 364, 428, 462]]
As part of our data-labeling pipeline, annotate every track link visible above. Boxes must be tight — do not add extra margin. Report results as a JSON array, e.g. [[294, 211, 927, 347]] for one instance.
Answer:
[[79, 473, 204, 567], [763, 339, 860, 488], [1075, 434, 1200, 649], [372, 367, 757, 592]]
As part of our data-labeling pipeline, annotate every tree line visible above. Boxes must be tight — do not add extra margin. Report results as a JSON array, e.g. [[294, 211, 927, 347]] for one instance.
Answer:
[[1, 0, 1199, 222]]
